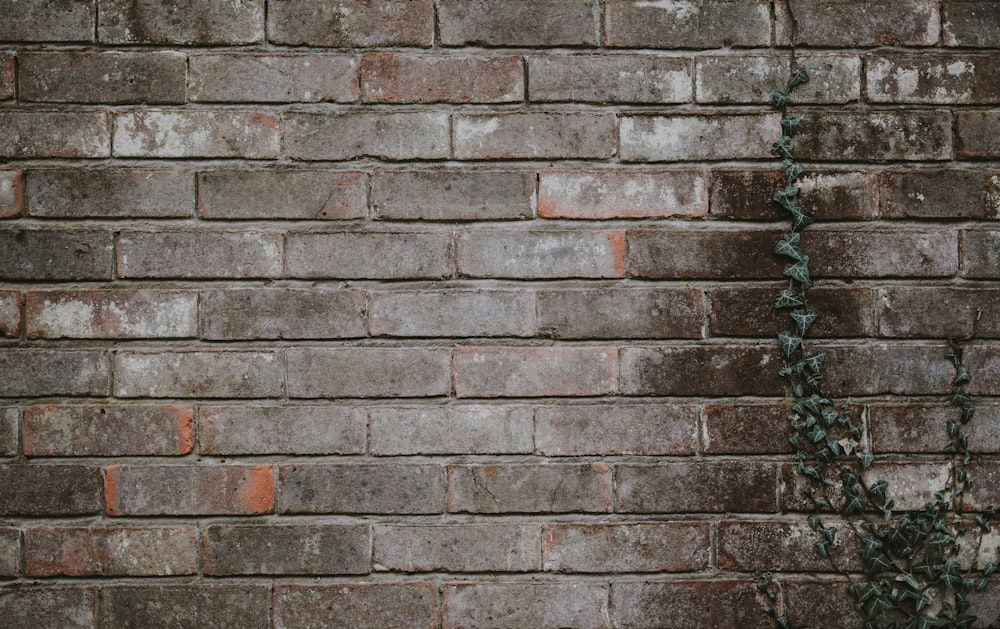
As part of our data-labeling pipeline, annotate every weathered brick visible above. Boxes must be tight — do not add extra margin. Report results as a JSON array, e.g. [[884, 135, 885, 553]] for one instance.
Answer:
[[199, 405, 366, 455], [279, 463, 445, 514], [274, 583, 437, 629], [25, 168, 194, 218], [944, 0, 1000, 46], [457, 229, 625, 278], [0, 169, 22, 218], [966, 462, 1000, 511], [287, 348, 450, 398], [719, 519, 861, 572], [101, 586, 268, 629], [535, 404, 697, 456], [0, 407, 16, 457], [870, 404, 1000, 454], [113, 110, 279, 158], [448, 463, 612, 513], [959, 112, 1000, 158], [537, 287, 703, 339], [106, 465, 273, 516], [200, 288, 366, 340], [808, 228, 958, 278], [454, 112, 616, 159], [620, 346, 782, 396], [0, 527, 15, 577], [529, 54, 691, 103], [284, 111, 449, 161], [883, 169, 1000, 219], [710, 169, 879, 221], [0, 230, 113, 280], [370, 289, 534, 337], [439, 0, 599, 46], [117, 230, 282, 278], [963, 230, 1000, 278], [0, 53, 13, 101], [539, 170, 706, 219], [795, 111, 952, 161], [697, 54, 861, 104], [966, 344, 1000, 397], [708, 286, 874, 338], [25, 526, 198, 577], [0, 0, 95, 42], [190, 53, 358, 103], [776, 0, 940, 46], [0, 587, 97, 629], [443, 582, 608, 629], [878, 287, 1000, 338], [204, 524, 370, 575], [0, 111, 110, 158], [702, 404, 795, 454], [20, 51, 185, 104], [369, 405, 533, 455], [543, 523, 709, 573], [362, 53, 522, 103], [0, 350, 109, 397], [869, 53, 1000, 104], [0, 465, 102, 516], [373, 170, 534, 221], [611, 580, 775, 629], [25, 290, 197, 339], [821, 344, 958, 396], [620, 114, 781, 161], [199, 170, 367, 220], [268, 0, 433, 47], [606, 0, 770, 48], [287, 231, 453, 279], [114, 350, 283, 398], [98, 0, 263, 44], [0, 291, 19, 338], [783, 580, 865, 629], [780, 461, 951, 512], [454, 346, 617, 398], [375, 523, 540, 572], [617, 461, 779, 513], [24, 404, 193, 457]]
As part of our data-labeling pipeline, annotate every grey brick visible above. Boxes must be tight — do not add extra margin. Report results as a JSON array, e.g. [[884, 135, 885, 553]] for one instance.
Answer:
[[98, 0, 264, 44], [26, 169, 194, 218], [279, 463, 446, 514], [190, 53, 359, 103], [19, 51, 186, 104]]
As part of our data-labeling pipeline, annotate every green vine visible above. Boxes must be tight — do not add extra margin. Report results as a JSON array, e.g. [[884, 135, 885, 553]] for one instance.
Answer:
[[755, 71, 997, 629]]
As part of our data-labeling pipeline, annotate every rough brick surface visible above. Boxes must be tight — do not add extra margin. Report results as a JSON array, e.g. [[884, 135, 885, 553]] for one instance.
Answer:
[[285, 112, 449, 160], [529, 55, 691, 104], [113, 111, 280, 158], [362, 54, 522, 103], [776, 0, 940, 46], [26, 168, 194, 218], [616, 462, 780, 513], [0, 587, 97, 629], [204, 524, 370, 575], [536, 287, 703, 338], [453, 346, 617, 397], [199, 170, 367, 220], [539, 170, 706, 219], [944, 0, 1000, 46], [279, 463, 446, 514], [98, 0, 264, 44], [287, 348, 450, 398], [0, 465, 102, 516], [439, 0, 599, 47], [794, 111, 952, 161], [0, 169, 22, 218], [24, 526, 198, 576], [443, 582, 608, 629], [611, 580, 775, 629], [267, 0, 433, 47], [0, 112, 110, 158], [868, 53, 1000, 104], [369, 405, 533, 455], [114, 350, 283, 398], [190, 53, 358, 103], [620, 114, 781, 161], [543, 522, 710, 572], [0, 0, 96, 42], [606, 0, 771, 48], [697, 54, 861, 104], [375, 523, 540, 572], [24, 404, 194, 456], [372, 170, 534, 221], [534, 404, 697, 455], [0, 292, 21, 338], [882, 169, 1000, 219], [370, 289, 535, 337], [19, 51, 186, 104], [0, 527, 17, 577], [0, 350, 110, 397], [457, 229, 625, 278], [710, 169, 879, 220], [106, 465, 274, 516], [274, 584, 438, 629], [448, 463, 613, 513], [117, 230, 282, 278], [101, 586, 269, 629], [25, 289, 197, 339], [454, 112, 616, 160], [0, 407, 17, 457], [200, 288, 366, 339], [199, 405, 366, 455], [958, 111, 1000, 158], [286, 231, 453, 279]]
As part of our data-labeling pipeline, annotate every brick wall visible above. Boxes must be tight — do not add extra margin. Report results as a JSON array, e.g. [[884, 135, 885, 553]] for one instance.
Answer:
[[1, 1, 999, 627]]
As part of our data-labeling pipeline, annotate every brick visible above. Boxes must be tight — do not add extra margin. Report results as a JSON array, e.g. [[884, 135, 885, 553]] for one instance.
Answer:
[[200, 288, 366, 340], [783, 581, 864, 629], [821, 344, 957, 396], [868, 53, 1000, 104], [0, 0, 95, 42], [287, 348, 450, 398], [114, 350, 283, 398], [535, 404, 697, 456], [284, 111, 449, 161], [944, 0, 1000, 46], [964, 230, 1000, 278], [966, 344, 1000, 397], [362, 53, 522, 103], [0, 111, 110, 158], [274, 584, 437, 629], [620, 114, 781, 161], [0, 230, 113, 281], [25, 168, 194, 218], [710, 169, 879, 221], [117, 230, 282, 279], [529, 54, 691, 104], [287, 231, 452, 279], [795, 111, 952, 161], [617, 461, 779, 513], [373, 170, 534, 221], [537, 288, 703, 339], [776, 0, 940, 46], [101, 586, 268, 629], [113, 110, 279, 158], [606, 0, 770, 48], [966, 462, 1000, 511], [0, 350, 109, 397], [0, 407, 16, 457], [808, 228, 958, 278], [0, 587, 97, 629], [620, 346, 782, 396], [25, 526, 198, 577], [0, 291, 19, 338], [611, 580, 775, 629], [883, 169, 1000, 219], [719, 519, 861, 572], [458, 229, 625, 279], [543, 522, 710, 573], [20, 51, 185, 104], [870, 404, 1000, 454], [268, 0, 433, 47], [454, 112, 615, 159], [199, 405, 366, 455], [443, 582, 608, 629], [369, 405, 533, 455], [279, 463, 446, 514], [190, 53, 358, 103], [959, 112, 1000, 158], [98, 0, 263, 44], [370, 289, 535, 337], [0, 53, 13, 100], [878, 287, 1000, 338], [0, 169, 22, 218], [204, 524, 369, 575], [375, 523, 540, 572], [448, 463, 612, 513], [697, 54, 861, 104], [105, 465, 273, 516], [439, 0, 599, 46], [708, 286, 874, 338], [780, 460, 951, 512], [0, 465, 101, 516], [0, 528, 15, 577], [454, 346, 617, 398], [199, 170, 367, 220], [539, 170, 706, 219], [24, 404, 193, 457], [25, 290, 197, 339], [702, 404, 795, 455]]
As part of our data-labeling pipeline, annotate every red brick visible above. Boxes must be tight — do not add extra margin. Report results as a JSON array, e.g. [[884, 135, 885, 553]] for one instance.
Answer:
[[543, 522, 710, 572], [199, 170, 367, 220], [0, 465, 102, 516], [708, 286, 874, 338], [0, 169, 22, 218], [200, 288, 366, 340], [620, 346, 783, 396], [284, 111, 449, 160], [106, 464, 274, 516], [534, 404, 698, 456], [287, 348, 450, 398], [538, 169, 706, 219], [25, 526, 198, 577], [0, 350, 110, 397], [370, 289, 535, 337], [719, 519, 861, 572], [375, 523, 540, 572], [369, 405, 533, 455], [710, 169, 879, 221], [0, 53, 13, 100], [190, 53, 358, 103], [611, 580, 775, 629], [0, 0, 95, 42], [0, 291, 19, 338], [113, 110, 279, 158], [24, 405, 193, 457], [697, 54, 861, 104], [616, 461, 779, 513], [454, 112, 616, 160], [882, 169, 1000, 219], [278, 463, 446, 514], [20, 51, 186, 104], [286, 231, 453, 279], [98, 0, 263, 44], [275, 583, 437, 629], [204, 524, 370, 575], [372, 170, 535, 221], [776, 0, 940, 46], [448, 463, 613, 513], [101, 585, 268, 629], [620, 113, 780, 161], [268, 0, 433, 47], [528, 54, 691, 103], [457, 229, 625, 279], [959, 112, 1000, 158], [878, 287, 1000, 338], [439, 0, 599, 46], [362, 53, 522, 103], [25, 290, 196, 339], [117, 230, 282, 279], [0, 527, 18, 577], [454, 346, 617, 398], [606, 0, 770, 48], [868, 53, 1000, 104], [784, 580, 864, 629], [795, 111, 952, 161], [0, 407, 16, 457], [0, 587, 97, 629], [963, 230, 1000, 278], [702, 404, 796, 455], [199, 405, 366, 455], [537, 287, 704, 339], [25, 168, 194, 218], [114, 350, 283, 398], [0, 111, 110, 158], [870, 404, 1000, 454], [443, 582, 608, 629], [821, 344, 957, 396], [944, 0, 1000, 46]]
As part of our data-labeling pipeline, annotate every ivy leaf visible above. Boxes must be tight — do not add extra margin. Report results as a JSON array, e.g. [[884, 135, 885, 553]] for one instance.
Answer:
[[774, 290, 805, 309], [784, 258, 812, 287], [778, 331, 802, 358], [791, 310, 818, 335], [772, 90, 791, 108], [789, 69, 810, 87], [954, 365, 971, 384], [784, 159, 805, 182], [775, 235, 805, 261], [808, 513, 821, 530], [858, 451, 874, 470], [773, 185, 800, 206], [815, 539, 830, 557], [771, 135, 793, 158], [788, 205, 814, 230], [781, 115, 800, 135]]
